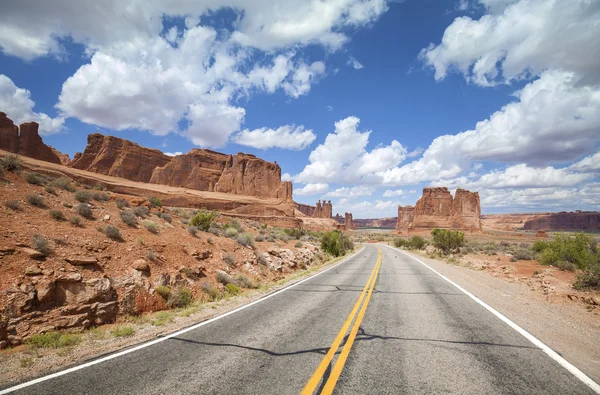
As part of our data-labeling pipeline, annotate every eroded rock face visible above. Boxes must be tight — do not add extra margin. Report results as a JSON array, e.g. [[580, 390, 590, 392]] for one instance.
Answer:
[[215, 153, 292, 200], [311, 200, 333, 218], [396, 187, 481, 232], [150, 149, 228, 191], [524, 212, 600, 231], [344, 213, 354, 230], [70, 133, 172, 183], [49, 146, 71, 165], [17, 122, 63, 164], [0, 112, 19, 153]]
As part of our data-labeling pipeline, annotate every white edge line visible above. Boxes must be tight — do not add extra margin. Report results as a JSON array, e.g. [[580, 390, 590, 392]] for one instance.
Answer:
[[0, 247, 366, 394], [381, 244, 600, 394]]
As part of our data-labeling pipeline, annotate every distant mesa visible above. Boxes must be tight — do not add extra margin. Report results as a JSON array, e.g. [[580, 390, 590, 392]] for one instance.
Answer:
[[0, 112, 67, 164], [397, 187, 482, 233]]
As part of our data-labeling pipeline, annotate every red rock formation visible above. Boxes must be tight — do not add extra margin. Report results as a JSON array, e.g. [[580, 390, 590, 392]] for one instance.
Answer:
[[396, 206, 415, 233], [524, 212, 600, 231], [296, 203, 316, 217], [397, 187, 481, 232], [150, 149, 229, 191], [535, 230, 549, 238], [0, 112, 19, 153], [49, 146, 70, 165], [344, 213, 354, 230], [70, 133, 172, 183], [17, 122, 63, 164], [311, 200, 332, 218]]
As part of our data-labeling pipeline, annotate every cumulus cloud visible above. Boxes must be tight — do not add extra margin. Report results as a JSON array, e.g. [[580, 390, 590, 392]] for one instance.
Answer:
[[326, 185, 374, 198], [568, 151, 600, 173], [347, 56, 364, 69], [382, 189, 404, 197], [0, 74, 64, 135], [233, 125, 316, 150], [420, 0, 600, 86], [479, 184, 600, 211], [281, 173, 292, 182], [334, 198, 401, 217], [294, 183, 329, 196], [295, 116, 407, 184]]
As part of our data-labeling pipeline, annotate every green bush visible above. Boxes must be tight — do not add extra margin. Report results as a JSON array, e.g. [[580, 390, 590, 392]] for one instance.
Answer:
[[224, 252, 236, 267], [120, 211, 137, 227], [394, 238, 409, 248], [226, 283, 241, 295], [115, 198, 129, 209], [574, 262, 600, 290], [26, 331, 81, 348], [133, 206, 149, 217], [537, 233, 596, 270], [167, 287, 193, 308], [142, 220, 158, 234], [235, 274, 258, 289], [154, 285, 170, 299], [74, 190, 91, 203], [25, 172, 46, 185], [235, 233, 254, 247], [70, 215, 82, 226], [200, 281, 220, 300], [148, 196, 162, 207], [189, 209, 218, 231], [92, 192, 109, 202], [111, 326, 135, 337], [102, 225, 122, 241], [225, 227, 239, 238], [49, 210, 65, 221], [187, 226, 197, 236], [511, 247, 535, 261], [52, 177, 76, 192], [321, 230, 354, 257], [93, 183, 105, 191], [223, 220, 242, 232], [532, 240, 549, 253], [45, 186, 57, 195], [255, 234, 265, 242], [431, 228, 465, 254], [0, 154, 23, 172], [32, 234, 51, 256], [408, 236, 427, 250], [76, 203, 93, 219], [27, 194, 45, 208], [5, 200, 20, 210], [284, 228, 305, 239], [295, 241, 303, 248]]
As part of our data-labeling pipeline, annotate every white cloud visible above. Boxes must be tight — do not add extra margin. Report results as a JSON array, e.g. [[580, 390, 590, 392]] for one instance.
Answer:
[[382, 189, 404, 197], [420, 0, 600, 86], [294, 183, 329, 196], [295, 116, 407, 184], [326, 185, 374, 198], [281, 173, 292, 182], [479, 184, 600, 211], [334, 198, 401, 217], [0, 74, 64, 135], [282, 61, 326, 98], [233, 124, 316, 150], [164, 152, 183, 157], [347, 56, 364, 69], [568, 151, 600, 173], [326, 105, 333, 111]]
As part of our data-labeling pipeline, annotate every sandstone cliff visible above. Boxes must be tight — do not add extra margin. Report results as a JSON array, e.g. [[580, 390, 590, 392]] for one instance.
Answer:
[[49, 146, 71, 165], [150, 149, 228, 191], [70, 133, 173, 183], [311, 200, 332, 218], [344, 213, 354, 230], [523, 212, 600, 231], [0, 112, 18, 153], [0, 114, 65, 164], [396, 187, 481, 232]]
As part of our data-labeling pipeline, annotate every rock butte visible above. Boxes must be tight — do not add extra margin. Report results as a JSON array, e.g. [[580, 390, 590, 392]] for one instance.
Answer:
[[396, 187, 482, 233]]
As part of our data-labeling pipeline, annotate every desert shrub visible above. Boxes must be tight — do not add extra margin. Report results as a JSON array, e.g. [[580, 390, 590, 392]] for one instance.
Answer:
[[74, 190, 91, 203], [142, 220, 158, 234], [151, 311, 174, 326], [431, 228, 465, 254], [92, 192, 109, 202], [408, 235, 427, 250], [120, 210, 137, 227], [208, 227, 220, 236], [25, 172, 46, 185], [226, 283, 241, 295], [224, 252, 236, 267], [255, 234, 265, 242], [257, 252, 269, 265], [45, 186, 57, 195], [157, 212, 172, 223], [70, 215, 82, 226], [111, 326, 135, 337], [574, 262, 600, 290], [52, 177, 76, 192], [284, 228, 305, 239], [155, 285, 170, 299], [147, 249, 157, 262], [115, 198, 129, 209], [26, 194, 45, 208], [26, 331, 81, 349], [189, 209, 218, 231], [537, 233, 596, 270], [49, 210, 65, 221], [222, 220, 242, 232], [188, 226, 197, 237], [511, 248, 535, 261], [93, 183, 105, 191], [235, 274, 258, 289], [0, 154, 23, 172], [102, 225, 122, 241], [167, 287, 193, 308], [235, 233, 254, 247], [295, 241, 303, 248], [5, 200, 20, 210], [32, 234, 51, 256], [148, 196, 162, 207], [321, 230, 354, 257], [133, 206, 149, 217], [225, 227, 239, 238], [200, 281, 220, 300], [76, 203, 93, 219], [216, 271, 235, 285]]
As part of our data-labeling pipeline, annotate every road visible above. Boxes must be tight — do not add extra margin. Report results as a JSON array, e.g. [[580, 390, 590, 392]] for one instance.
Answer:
[[2, 244, 597, 394]]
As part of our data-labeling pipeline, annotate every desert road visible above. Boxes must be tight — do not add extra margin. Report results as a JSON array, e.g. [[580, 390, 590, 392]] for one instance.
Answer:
[[2, 244, 598, 394]]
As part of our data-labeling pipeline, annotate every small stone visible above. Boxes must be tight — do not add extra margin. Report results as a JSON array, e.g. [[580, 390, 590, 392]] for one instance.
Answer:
[[66, 257, 99, 266], [104, 215, 111, 221], [25, 265, 42, 276], [22, 247, 45, 260], [132, 259, 150, 272]]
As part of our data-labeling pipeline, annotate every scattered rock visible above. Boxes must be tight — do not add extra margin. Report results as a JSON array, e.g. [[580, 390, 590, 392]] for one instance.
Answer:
[[25, 265, 42, 276], [132, 259, 150, 272], [65, 257, 99, 266], [103, 215, 111, 221], [22, 248, 45, 260]]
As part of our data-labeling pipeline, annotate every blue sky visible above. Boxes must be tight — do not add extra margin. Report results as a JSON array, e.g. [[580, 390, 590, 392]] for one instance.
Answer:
[[0, 0, 598, 217]]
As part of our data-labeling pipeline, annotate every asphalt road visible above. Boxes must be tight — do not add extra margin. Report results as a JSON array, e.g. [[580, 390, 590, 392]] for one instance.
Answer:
[[2, 244, 597, 394]]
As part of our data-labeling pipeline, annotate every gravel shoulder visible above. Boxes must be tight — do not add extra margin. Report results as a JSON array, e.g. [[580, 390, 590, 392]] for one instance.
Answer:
[[399, 248, 600, 384]]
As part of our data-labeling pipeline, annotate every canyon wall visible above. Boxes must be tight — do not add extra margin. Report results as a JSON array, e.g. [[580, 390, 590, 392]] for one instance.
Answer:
[[523, 212, 600, 231], [312, 200, 332, 218], [396, 187, 481, 232], [0, 113, 64, 164]]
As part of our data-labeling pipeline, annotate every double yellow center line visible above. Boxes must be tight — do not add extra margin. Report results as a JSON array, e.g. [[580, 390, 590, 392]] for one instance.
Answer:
[[301, 248, 382, 395]]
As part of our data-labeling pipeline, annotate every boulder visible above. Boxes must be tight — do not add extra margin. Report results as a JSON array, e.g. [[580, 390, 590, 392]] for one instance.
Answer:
[[131, 259, 150, 272], [25, 265, 42, 276], [22, 247, 45, 260], [65, 257, 99, 266]]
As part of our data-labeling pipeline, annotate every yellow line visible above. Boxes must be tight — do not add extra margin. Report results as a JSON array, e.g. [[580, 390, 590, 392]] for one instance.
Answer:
[[320, 251, 381, 394], [300, 249, 382, 395]]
